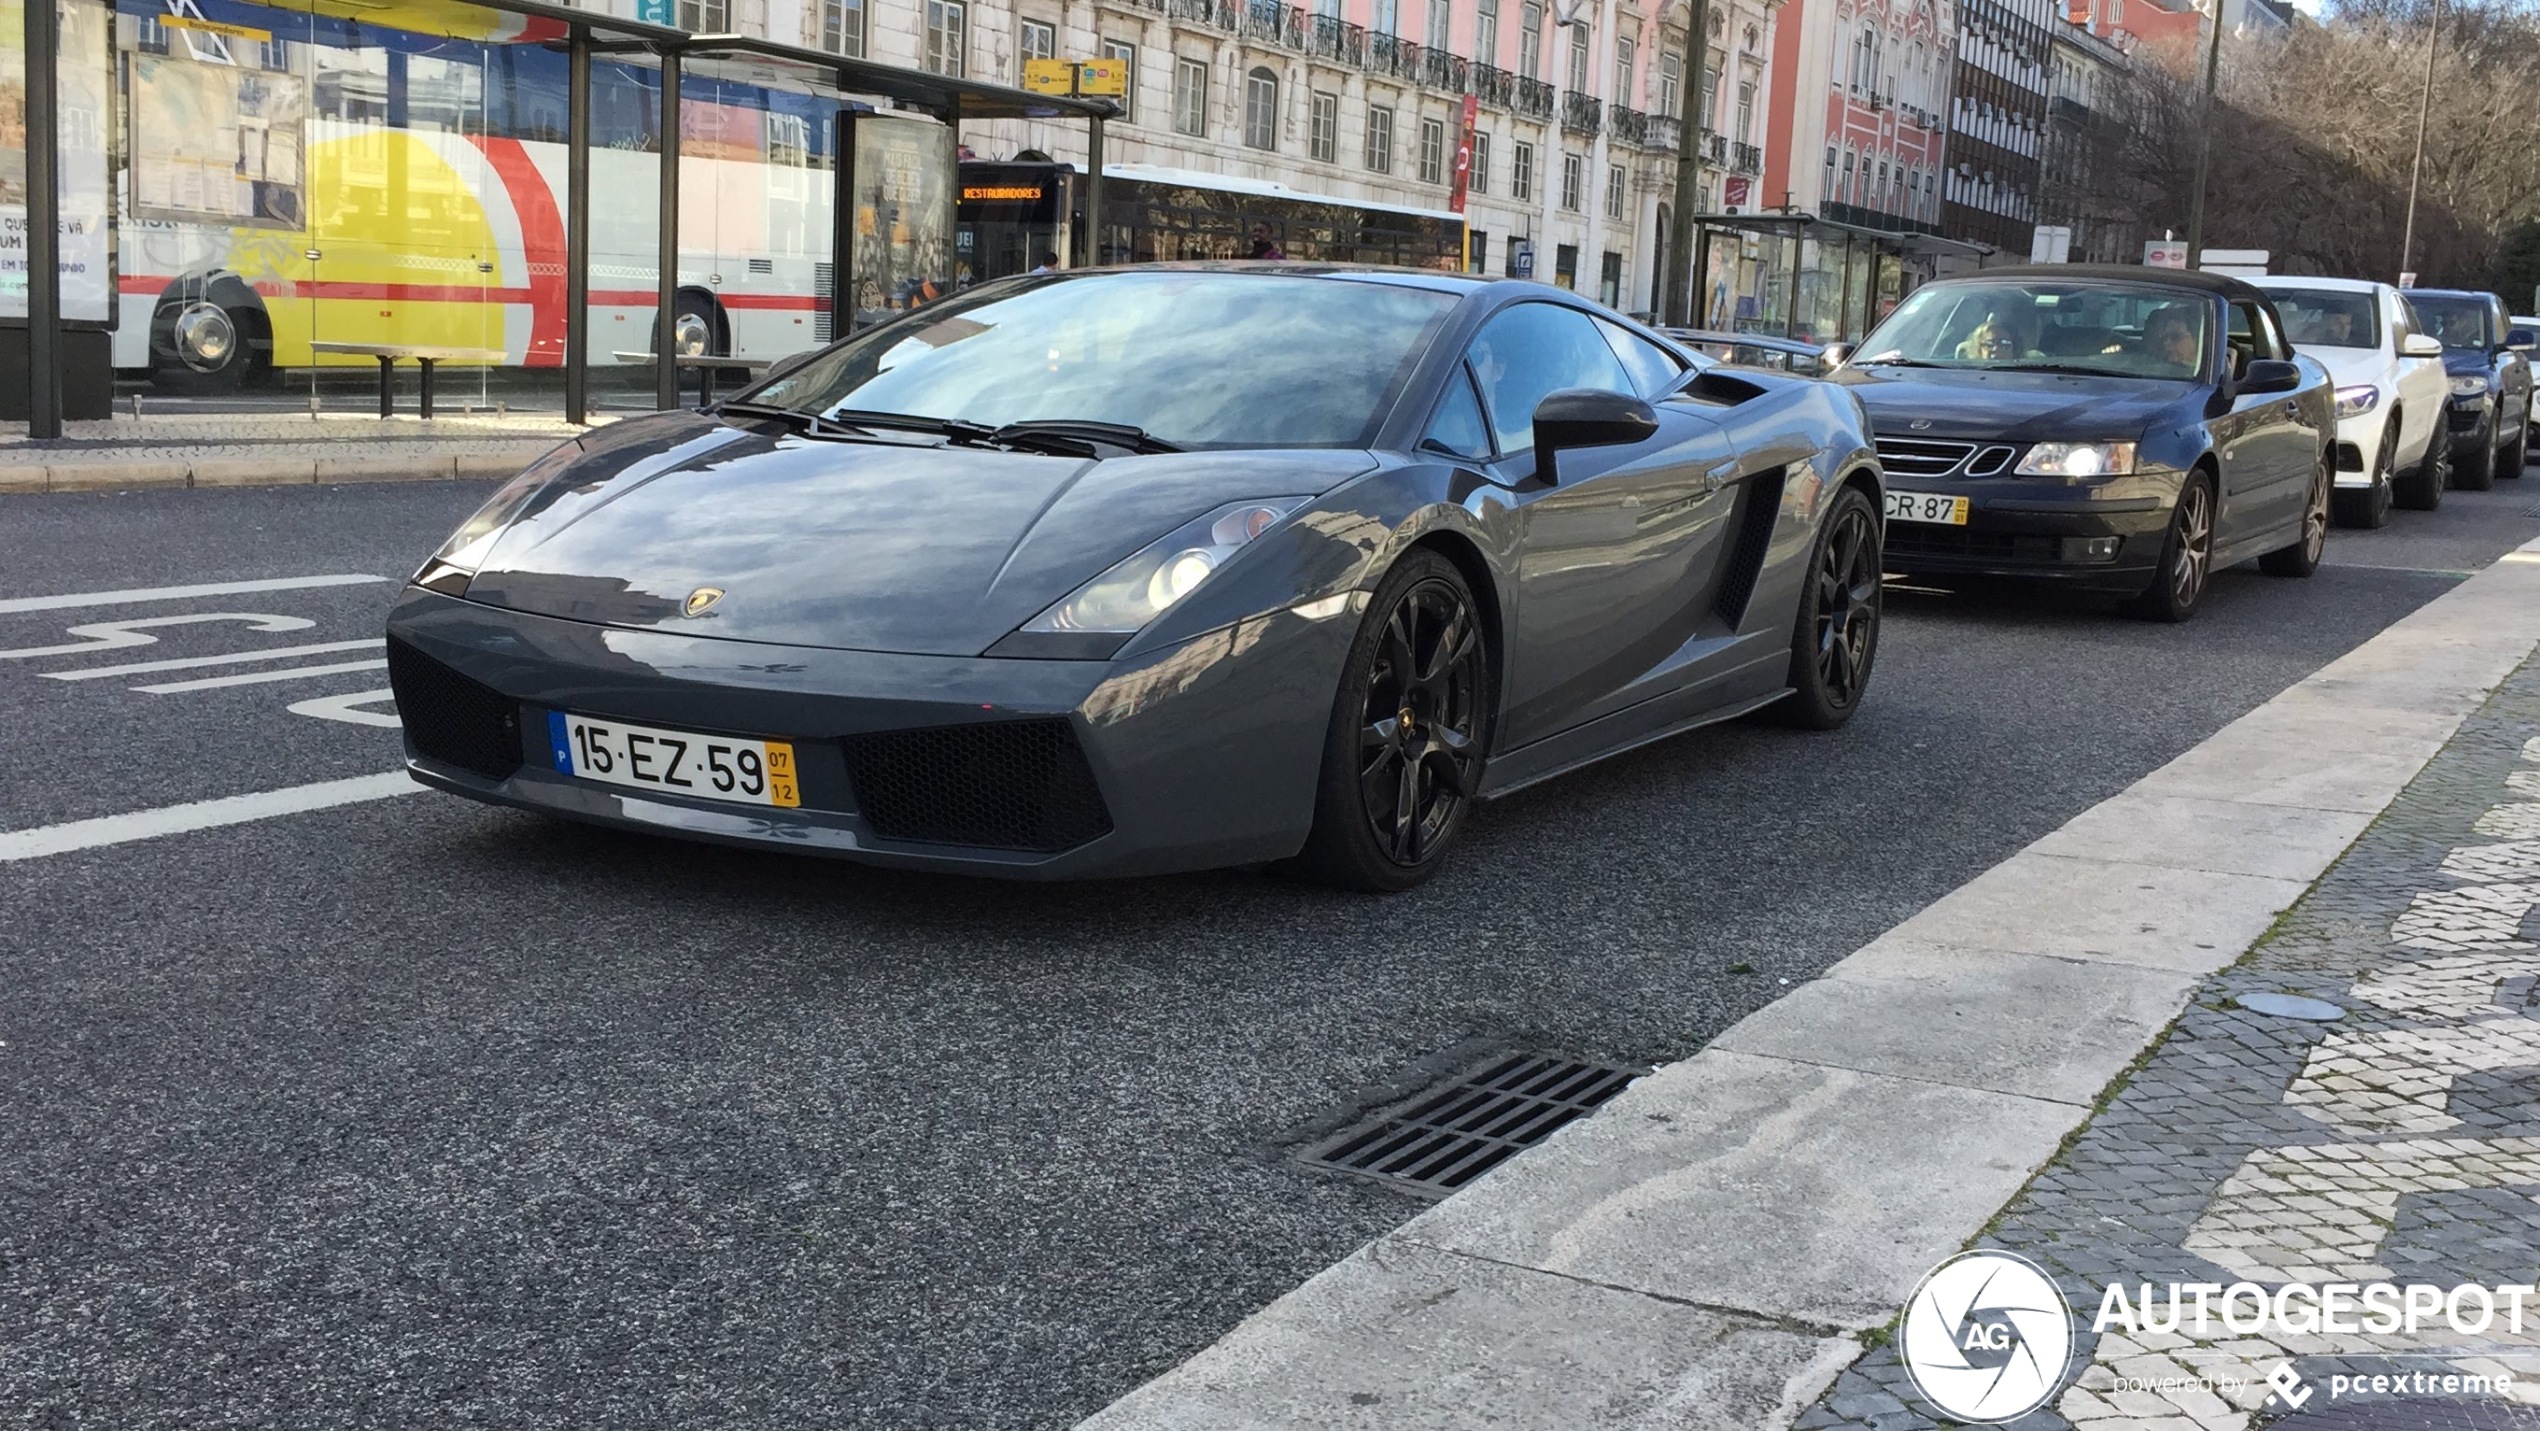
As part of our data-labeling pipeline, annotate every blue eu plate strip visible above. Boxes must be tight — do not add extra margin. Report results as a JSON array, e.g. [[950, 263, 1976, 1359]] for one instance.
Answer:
[[548, 711, 575, 773]]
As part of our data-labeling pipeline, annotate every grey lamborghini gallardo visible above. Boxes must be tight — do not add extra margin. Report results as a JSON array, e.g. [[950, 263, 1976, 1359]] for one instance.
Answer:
[[385, 265, 1885, 889]]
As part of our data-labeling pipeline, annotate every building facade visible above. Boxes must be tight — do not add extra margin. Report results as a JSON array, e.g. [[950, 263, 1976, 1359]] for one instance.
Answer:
[[1940, 0, 2051, 257], [1759, 0, 1951, 233], [2037, 10, 2137, 263], [574, 0, 1784, 317]]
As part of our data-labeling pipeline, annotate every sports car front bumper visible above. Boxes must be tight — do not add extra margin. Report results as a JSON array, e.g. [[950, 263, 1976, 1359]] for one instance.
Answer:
[[385, 587, 1356, 879]]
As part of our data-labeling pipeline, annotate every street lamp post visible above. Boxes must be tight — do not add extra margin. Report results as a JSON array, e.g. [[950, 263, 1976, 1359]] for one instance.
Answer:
[[2398, 0, 2442, 283], [1660, 0, 1713, 327], [2181, 0, 2227, 265]]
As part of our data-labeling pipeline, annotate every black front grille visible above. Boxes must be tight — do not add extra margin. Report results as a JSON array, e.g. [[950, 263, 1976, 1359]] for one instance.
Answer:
[[386, 638, 522, 780], [841, 719, 1111, 852], [2452, 404, 2485, 432], [1965, 444, 2017, 476], [1884, 526, 2063, 564], [1874, 438, 1975, 476], [1299, 1052, 1643, 1198]]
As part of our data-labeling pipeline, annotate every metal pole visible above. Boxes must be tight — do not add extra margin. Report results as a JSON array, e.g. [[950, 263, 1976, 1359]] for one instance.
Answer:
[[1082, 113, 1106, 267], [26, 0, 62, 437], [2182, 0, 2226, 265], [2398, 0, 2440, 281], [565, 25, 591, 424], [655, 48, 682, 411], [1660, 0, 1711, 325]]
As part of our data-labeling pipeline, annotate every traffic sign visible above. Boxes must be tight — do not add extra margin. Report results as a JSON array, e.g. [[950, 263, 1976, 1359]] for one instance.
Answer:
[[1022, 59, 1078, 95], [1075, 58, 1130, 96], [1722, 175, 1751, 210]]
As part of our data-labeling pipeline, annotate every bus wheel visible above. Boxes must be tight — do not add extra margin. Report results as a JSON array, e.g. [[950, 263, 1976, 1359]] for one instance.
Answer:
[[153, 293, 261, 394], [672, 300, 717, 358]]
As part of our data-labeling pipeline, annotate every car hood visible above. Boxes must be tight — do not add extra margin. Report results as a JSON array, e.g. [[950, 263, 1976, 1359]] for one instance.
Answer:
[[463, 411, 1375, 657], [2297, 346, 2387, 387], [2440, 349, 2492, 380], [1834, 366, 2199, 442]]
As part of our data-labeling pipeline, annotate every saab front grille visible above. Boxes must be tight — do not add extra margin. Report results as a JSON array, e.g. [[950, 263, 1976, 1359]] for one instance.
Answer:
[[1874, 438, 1975, 476], [1300, 1052, 1642, 1198], [386, 638, 522, 781], [1885, 527, 2062, 564], [842, 719, 1111, 852], [1713, 466, 1787, 629]]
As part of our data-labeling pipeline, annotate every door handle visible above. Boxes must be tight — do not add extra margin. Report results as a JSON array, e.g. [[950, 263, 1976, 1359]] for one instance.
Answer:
[[1699, 459, 1738, 495], [2282, 401, 2303, 419]]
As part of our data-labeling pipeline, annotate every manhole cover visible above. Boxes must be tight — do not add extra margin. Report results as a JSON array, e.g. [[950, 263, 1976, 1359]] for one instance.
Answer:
[[1297, 1051, 1642, 1198], [2239, 992, 2347, 1021]]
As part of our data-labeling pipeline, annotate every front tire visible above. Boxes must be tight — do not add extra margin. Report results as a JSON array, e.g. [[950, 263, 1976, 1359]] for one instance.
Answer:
[[2398, 435, 2447, 510], [2504, 418, 2529, 476], [2259, 454, 2331, 578], [1286, 551, 1492, 892], [2455, 420, 2496, 490], [2332, 431, 2394, 529], [153, 299, 254, 394], [2126, 472, 2216, 623], [1769, 485, 1882, 730]]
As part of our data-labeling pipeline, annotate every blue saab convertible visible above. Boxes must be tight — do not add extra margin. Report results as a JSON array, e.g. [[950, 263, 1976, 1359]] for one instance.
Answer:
[[1833, 265, 2336, 621]]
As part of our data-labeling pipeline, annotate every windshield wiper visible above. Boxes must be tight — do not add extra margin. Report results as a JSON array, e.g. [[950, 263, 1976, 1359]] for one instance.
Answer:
[[716, 400, 861, 438], [1857, 354, 1943, 368], [989, 419, 1182, 455]]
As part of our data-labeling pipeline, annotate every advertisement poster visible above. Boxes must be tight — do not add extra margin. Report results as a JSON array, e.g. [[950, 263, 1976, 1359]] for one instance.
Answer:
[[840, 112, 954, 328], [128, 53, 307, 229], [1448, 93, 1476, 216], [0, 0, 116, 322]]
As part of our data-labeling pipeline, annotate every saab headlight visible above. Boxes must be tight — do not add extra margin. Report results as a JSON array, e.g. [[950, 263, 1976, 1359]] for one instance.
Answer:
[[2451, 374, 2492, 398], [2333, 384, 2380, 418], [2016, 441, 2137, 479], [1023, 498, 1311, 635], [411, 440, 585, 595]]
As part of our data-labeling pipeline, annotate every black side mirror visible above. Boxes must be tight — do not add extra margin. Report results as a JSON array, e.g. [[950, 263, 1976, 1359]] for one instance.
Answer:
[[1533, 388, 1660, 482], [2239, 358, 2303, 396], [2509, 328, 2537, 353]]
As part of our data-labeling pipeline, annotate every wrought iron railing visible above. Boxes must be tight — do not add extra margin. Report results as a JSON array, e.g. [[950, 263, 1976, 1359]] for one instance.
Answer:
[[1731, 141, 1762, 174], [1607, 105, 1647, 146], [1513, 75, 1554, 119], [1472, 63, 1516, 109], [1422, 48, 1468, 92], [1560, 90, 1602, 135], [1646, 113, 1680, 151]]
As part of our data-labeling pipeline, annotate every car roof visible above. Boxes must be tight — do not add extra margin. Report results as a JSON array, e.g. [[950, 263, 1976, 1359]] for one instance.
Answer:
[[2401, 287, 2495, 301], [2249, 275, 2385, 295], [1935, 263, 2270, 302], [1065, 260, 1494, 297]]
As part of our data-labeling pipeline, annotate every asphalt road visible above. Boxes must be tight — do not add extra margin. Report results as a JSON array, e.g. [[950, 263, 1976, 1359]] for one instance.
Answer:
[[3, 475, 2536, 1429]]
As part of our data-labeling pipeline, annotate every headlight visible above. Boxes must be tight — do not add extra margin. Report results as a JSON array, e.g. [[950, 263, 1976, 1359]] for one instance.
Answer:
[[411, 440, 584, 595], [1020, 498, 1311, 635], [2333, 384, 2380, 418], [2016, 441, 2138, 478], [2452, 375, 2491, 398]]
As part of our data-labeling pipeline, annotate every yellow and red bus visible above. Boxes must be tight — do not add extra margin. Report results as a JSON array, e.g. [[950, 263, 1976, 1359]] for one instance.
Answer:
[[113, 0, 838, 390]]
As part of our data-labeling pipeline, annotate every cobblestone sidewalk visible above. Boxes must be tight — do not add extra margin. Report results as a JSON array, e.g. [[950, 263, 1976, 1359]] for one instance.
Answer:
[[0, 413, 603, 491], [1804, 652, 2540, 1431]]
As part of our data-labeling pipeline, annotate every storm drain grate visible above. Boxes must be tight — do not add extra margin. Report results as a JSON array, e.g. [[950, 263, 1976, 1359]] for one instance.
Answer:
[[1298, 1052, 1643, 1197]]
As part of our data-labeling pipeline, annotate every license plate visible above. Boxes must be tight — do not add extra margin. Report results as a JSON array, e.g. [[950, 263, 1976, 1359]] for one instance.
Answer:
[[548, 711, 800, 808], [1886, 490, 1970, 525]]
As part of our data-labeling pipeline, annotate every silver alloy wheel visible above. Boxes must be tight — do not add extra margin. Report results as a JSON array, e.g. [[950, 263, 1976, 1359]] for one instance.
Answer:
[[2172, 482, 2213, 607], [171, 301, 236, 372], [2303, 461, 2330, 563], [673, 310, 713, 358]]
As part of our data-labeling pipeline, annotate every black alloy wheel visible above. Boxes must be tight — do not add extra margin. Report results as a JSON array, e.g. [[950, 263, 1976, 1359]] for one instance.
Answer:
[[2503, 416, 2529, 476], [1772, 485, 1882, 729], [2333, 431, 2394, 529], [1289, 550, 1492, 891], [2260, 454, 2331, 578], [2127, 474, 2214, 622], [2456, 414, 2496, 490], [2399, 433, 2447, 510]]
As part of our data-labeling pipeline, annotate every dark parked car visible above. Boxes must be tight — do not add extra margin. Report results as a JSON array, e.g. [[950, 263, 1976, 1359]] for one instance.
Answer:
[[2401, 287, 2534, 488], [386, 265, 1885, 888], [1831, 264, 2336, 622], [1659, 329, 1832, 375]]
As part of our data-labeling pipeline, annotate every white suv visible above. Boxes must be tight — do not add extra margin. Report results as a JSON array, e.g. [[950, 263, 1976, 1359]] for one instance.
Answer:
[[2254, 276, 2449, 525]]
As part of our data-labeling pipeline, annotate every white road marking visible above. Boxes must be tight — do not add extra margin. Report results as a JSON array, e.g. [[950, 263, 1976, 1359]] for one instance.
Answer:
[[0, 613, 316, 660], [45, 638, 384, 681], [0, 574, 387, 617], [0, 772, 417, 863], [134, 658, 389, 694], [287, 687, 402, 728]]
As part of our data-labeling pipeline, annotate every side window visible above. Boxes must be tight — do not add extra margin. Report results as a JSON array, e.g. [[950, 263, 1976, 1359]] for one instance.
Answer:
[[1593, 315, 1688, 397], [2226, 302, 2263, 377], [1467, 302, 1634, 455], [1424, 364, 1494, 461], [2251, 302, 2289, 361]]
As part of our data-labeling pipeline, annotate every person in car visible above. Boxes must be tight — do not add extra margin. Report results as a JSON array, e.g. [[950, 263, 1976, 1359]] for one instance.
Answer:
[[2144, 305, 2204, 376], [1955, 313, 2039, 362]]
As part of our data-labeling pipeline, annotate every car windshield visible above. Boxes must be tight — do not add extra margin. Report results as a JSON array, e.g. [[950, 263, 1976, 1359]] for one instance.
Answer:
[[744, 270, 1456, 450], [2268, 288, 2380, 349], [1853, 280, 2213, 381], [2410, 294, 2493, 350]]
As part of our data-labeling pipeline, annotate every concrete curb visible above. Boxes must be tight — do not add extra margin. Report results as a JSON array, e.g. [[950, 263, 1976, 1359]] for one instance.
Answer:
[[2, 443, 556, 494], [1076, 540, 2540, 1431]]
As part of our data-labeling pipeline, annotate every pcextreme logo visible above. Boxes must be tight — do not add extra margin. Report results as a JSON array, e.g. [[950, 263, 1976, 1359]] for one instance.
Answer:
[[1898, 1250, 2076, 1424]]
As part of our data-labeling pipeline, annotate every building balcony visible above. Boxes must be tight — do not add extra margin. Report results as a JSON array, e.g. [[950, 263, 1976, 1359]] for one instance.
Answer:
[[1513, 75, 1555, 120], [1608, 105, 1648, 146], [1647, 113, 1681, 151], [1703, 130, 1728, 165], [1821, 201, 1943, 236], [1561, 90, 1602, 135], [1731, 141, 1762, 174], [1473, 63, 1517, 110], [1423, 48, 1469, 93]]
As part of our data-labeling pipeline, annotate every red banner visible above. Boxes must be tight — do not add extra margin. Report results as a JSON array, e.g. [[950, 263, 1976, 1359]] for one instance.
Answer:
[[1449, 93, 1479, 215]]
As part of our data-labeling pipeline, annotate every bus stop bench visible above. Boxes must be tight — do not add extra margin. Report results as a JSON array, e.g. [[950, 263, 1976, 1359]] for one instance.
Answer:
[[613, 351, 775, 408], [309, 342, 508, 419]]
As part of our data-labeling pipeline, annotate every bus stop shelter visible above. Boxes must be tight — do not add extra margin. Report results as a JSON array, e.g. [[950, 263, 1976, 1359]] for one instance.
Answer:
[[8, 0, 1117, 434], [1685, 210, 1989, 346]]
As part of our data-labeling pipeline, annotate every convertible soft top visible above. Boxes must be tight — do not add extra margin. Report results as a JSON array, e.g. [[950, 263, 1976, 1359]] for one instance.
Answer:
[[1949, 264, 2276, 306]]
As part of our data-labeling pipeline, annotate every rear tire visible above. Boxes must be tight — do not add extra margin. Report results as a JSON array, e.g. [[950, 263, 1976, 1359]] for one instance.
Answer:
[[152, 298, 255, 395], [1285, 551, 1493, 892], [2259, 454, 2331, 578], [2398, 436, 2447, 510], [2332, 431, 2394, 529], [1769, 485, 1882, 730], [2126, 472, 2215, 623]]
